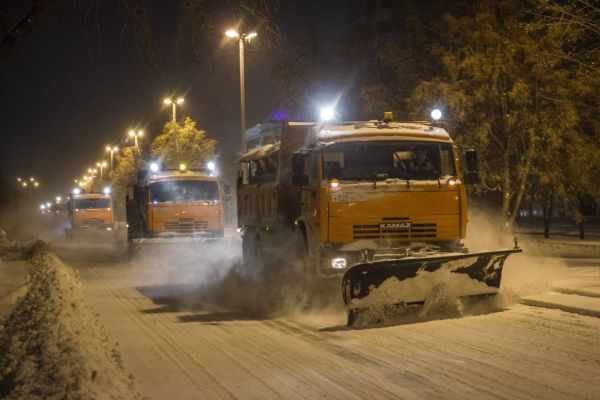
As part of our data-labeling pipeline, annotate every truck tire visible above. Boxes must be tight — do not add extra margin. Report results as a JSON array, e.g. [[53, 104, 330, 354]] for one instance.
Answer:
[[242, 230, 264, 275]]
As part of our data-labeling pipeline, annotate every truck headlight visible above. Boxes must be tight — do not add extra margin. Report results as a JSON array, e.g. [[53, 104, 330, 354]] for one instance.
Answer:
[[330, 257, 347, 269]]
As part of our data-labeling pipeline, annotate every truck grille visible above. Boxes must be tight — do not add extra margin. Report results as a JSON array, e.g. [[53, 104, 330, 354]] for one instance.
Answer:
[[353, 217, 437, 240], [164, 219, 208, 233]]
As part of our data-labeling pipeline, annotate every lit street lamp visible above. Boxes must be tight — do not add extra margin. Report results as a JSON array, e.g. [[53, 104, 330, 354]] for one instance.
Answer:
[[163, 97, 184, 163], [225, 29, 257, 154], [96, 161, 108, 180], [106, 145, 119, 170], [128, 130, 144, 152], [18, 177, 39, 199]]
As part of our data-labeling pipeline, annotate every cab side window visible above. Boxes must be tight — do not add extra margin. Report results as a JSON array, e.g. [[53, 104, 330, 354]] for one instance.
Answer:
[[249, 154, 279, 184]]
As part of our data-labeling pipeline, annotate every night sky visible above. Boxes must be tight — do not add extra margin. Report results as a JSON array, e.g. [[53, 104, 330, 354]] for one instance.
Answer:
[[0, 1, 349, 200]]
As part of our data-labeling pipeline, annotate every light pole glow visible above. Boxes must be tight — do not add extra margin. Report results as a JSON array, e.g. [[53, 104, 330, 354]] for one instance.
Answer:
[[225, 29, 257, 154], [163, 97, 184, 164], [96, 161, 107, 180], [128, 130, 143, 152], [106, 145, 119, 170]]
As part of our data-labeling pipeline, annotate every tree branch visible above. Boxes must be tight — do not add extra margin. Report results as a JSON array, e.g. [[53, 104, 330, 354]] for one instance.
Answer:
[[0, 0, 58, 59]]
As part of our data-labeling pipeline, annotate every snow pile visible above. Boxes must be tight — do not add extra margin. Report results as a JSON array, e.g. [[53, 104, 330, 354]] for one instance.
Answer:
[[0, 246, 140, 399]]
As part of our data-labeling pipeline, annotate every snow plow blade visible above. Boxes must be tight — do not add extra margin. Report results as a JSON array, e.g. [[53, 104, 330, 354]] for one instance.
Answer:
[[342, 248, 522, 323]]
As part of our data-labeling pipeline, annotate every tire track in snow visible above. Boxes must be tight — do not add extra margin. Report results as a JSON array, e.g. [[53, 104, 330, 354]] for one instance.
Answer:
[[171, 313, 407, 399], [82, 264, 239, 400], [77, 262, 600, 400], [288, 319, 488, 400], [367, 312, 599, 400], [448, 307, 600, 376], [152, 313, 289, 399], [91, 267, 327, 400], [390, 323, 570, 399], [261, 319, 443, 399]]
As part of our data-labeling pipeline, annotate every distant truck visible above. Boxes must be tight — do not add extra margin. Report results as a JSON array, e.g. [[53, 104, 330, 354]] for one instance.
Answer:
[[126, 166, 228, 244], [66, 191, 115, 239], [237, 117, 520, 324]]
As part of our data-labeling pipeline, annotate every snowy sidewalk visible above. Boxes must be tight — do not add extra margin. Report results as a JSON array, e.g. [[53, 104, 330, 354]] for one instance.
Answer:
[[521, 293, 600, 318], [519, 236, 600, 257], [521, 265, 600, 317]]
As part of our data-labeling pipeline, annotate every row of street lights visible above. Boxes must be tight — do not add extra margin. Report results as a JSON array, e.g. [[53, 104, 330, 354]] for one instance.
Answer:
[[73, 96, 177, 191], [66, 27, 254, 195], [16, 177, 39, 199]]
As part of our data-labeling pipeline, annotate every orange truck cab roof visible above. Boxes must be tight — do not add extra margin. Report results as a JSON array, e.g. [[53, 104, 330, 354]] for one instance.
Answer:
[[316, 121, 453, 144], [145, 170, 219, 185]]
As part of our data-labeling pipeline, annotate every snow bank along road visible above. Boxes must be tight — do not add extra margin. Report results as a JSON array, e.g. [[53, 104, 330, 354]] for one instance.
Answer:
[[0, 247, 140, 399], [72, 256, 600, 400]]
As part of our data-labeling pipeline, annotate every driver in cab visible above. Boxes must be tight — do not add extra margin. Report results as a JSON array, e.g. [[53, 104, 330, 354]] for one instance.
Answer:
[[408, 146, 435, 174]]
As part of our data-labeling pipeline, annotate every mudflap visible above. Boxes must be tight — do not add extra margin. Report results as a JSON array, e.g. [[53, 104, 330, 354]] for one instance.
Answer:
[[342, 248, 522, 326]]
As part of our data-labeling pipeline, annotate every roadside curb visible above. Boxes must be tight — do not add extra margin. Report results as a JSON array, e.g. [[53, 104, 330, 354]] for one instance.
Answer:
[[518, 238, 600, 258], [520, 292, 600, 318]]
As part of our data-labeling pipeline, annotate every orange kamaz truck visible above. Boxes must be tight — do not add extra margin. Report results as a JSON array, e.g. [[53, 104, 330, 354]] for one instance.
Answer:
[[66, 191, 115, 239], [237, 117, 521, 325], [126, 166, 228, 245]]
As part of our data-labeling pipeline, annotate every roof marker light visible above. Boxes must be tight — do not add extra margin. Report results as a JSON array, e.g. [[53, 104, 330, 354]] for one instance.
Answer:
[[150, 162, 160, 173]]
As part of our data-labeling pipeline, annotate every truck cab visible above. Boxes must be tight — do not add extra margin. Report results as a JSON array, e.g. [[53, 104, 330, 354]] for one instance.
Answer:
[[70, 192, 114, 231], [127, 169, 225, 241], [238, 120, 479, 275]]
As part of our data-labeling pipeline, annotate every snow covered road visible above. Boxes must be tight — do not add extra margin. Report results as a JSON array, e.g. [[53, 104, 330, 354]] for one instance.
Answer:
[[75, 259, 600, 400]]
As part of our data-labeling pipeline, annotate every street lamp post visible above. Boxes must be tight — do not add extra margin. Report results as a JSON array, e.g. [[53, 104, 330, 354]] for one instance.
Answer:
[[18, 177, 39, 199], [163, 97, 184, 163], [128, 130, 144, 153], [96, 161, 107, 180], [106, 145, 119, 170], [225, 29, 257, 154]]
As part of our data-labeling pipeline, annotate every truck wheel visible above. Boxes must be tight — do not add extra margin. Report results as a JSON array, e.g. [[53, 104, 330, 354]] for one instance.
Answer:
[[242, 230, 263, 274]]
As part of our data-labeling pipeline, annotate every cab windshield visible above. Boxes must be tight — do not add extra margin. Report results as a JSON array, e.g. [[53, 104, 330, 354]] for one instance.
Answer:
[[74, 198, 111, 209], [322, 141, 456, 181], [150, 180, 218, 204]]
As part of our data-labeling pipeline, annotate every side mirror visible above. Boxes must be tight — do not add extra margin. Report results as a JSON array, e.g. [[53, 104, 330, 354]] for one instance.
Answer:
[[293, 174, 309, 186], [292, 151, 309, 186], [466, 149, 478, 172], [464, 149, 479, 185], [463, 172, 480, 185], [292, 152, 305, 176]]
